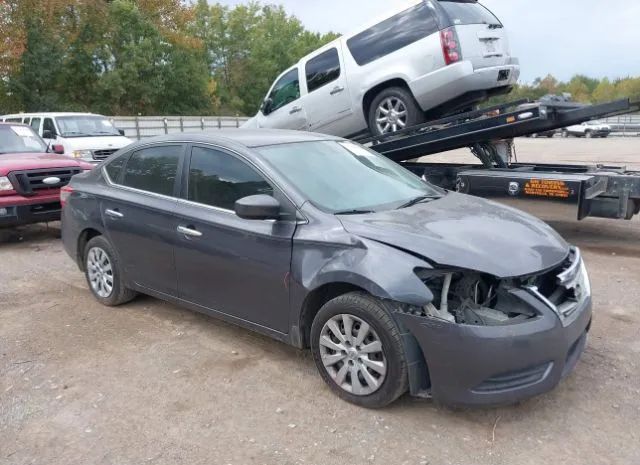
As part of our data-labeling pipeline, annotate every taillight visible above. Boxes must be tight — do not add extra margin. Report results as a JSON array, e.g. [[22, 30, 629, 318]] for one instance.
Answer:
[[440, 27, 462, 65], [60, 185, 73, 208]]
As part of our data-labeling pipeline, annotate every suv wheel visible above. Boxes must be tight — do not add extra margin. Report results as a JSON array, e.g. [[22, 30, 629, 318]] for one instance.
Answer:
[[368, 87, 424, 137], [585, 131, 593, 138], [84, 236, 137, 306], [310, 292, 408, 408]]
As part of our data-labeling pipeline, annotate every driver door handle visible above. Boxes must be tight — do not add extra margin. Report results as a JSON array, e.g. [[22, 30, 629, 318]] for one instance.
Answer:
[[330, 86, 345, 95], [105, 209, 124, 219], [177, 225, 203, 238], [289, 106, 302, 115]]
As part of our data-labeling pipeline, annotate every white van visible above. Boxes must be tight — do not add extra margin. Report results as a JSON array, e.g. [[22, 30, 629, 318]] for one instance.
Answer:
[[244, 0, 519, 137], [0, 112, 133, 163]]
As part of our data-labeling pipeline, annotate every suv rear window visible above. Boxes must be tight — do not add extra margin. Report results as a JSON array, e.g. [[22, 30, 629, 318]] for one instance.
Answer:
[[439, 1, 501, 26], [347, 2, 439, 66]]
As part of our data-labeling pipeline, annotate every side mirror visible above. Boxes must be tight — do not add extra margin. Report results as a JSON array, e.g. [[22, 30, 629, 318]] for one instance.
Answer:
[[43, 129, 56, 139], [118, 128, 125, 136], [51, 144, 65, 154], [261, 98, 273, 115], [235, 195, 280, 220]]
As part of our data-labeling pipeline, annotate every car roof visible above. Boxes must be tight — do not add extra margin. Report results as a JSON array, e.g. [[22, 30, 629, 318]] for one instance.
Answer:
[[2, 112, 101, 118], [138, 129, 340, 149]]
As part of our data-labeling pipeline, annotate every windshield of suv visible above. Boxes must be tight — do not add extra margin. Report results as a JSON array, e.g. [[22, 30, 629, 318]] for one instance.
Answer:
[[0, 125, 48, 154], [258, 140, 443, 213], [440, 1, 501, 26], [56, 115, 120, 137]]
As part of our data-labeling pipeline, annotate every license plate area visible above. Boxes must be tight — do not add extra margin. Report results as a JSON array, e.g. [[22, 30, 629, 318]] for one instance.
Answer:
[[498, 69, 510, 81]]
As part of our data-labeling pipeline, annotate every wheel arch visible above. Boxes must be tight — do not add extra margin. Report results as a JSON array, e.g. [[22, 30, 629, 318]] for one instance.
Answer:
[[362, 78, 413, 122], [77, 227, 104, 271]]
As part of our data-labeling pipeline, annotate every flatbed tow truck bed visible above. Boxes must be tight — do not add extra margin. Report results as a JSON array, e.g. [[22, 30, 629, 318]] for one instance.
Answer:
[[355, 98, 640, 221]]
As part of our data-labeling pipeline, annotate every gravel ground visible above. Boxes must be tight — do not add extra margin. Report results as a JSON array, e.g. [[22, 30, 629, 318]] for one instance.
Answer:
[[1, 138, 640, 465]]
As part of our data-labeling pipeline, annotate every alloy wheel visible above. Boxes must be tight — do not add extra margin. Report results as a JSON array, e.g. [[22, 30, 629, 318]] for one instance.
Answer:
[[87, 247, 114, 298], [319, 314, 387, 396], [375, 97, 408, 134]]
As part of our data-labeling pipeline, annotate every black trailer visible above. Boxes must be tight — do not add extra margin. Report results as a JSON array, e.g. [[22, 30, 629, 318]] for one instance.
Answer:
[[356, 98, 640, 221]]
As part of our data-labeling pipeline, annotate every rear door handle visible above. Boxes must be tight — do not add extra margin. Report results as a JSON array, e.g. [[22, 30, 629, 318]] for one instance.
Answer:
[[330, 86, 345, 95], [289, 106, 302, 115], [105, 209, 124, 219], [177, 225, 203, 238]]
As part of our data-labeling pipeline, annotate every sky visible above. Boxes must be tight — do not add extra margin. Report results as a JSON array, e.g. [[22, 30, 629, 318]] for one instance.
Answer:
[[213, 0, 640, 83]]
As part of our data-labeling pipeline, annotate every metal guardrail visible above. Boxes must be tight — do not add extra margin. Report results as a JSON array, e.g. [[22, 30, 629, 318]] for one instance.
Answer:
[[602, 113, 640, 136], [110, 116, 251, 140]]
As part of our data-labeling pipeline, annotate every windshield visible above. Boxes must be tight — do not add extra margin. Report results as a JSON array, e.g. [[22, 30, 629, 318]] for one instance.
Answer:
[[440, 1, 501, 26], [56, 115, 120, 137], [0, 125, 48, 154], [258, 140, 443, 213]]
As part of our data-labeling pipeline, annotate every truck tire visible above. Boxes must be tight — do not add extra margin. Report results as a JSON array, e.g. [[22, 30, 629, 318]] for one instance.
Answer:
[[310, 292, 409, 408], [83, 235, 137, 306], [585, 131, 593, 138], [368, 87, 424, 137]]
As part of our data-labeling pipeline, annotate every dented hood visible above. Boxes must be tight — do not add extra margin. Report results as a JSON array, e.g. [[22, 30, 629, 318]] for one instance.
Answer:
[[338, 192, 569, 278]]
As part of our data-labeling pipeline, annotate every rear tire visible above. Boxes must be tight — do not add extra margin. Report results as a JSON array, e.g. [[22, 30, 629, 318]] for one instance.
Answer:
[[84, 236, 137, 306], [585, 131, 593, 138], [368, 87, 424, 137], [310, 292, 409, 408]]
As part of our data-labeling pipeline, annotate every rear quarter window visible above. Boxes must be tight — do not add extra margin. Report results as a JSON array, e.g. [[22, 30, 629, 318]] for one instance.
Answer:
[[347, 2, 439, 66], [439, 1, 501, 26], [305, 48, 341, 93]]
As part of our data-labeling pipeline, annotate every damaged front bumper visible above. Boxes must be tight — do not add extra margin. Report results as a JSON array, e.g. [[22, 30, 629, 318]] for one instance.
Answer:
[[398, 290, 592, 406], [396, 247, 593, 407]]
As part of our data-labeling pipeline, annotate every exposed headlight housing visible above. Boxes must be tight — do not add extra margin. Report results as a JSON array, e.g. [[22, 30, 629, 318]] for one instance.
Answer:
[[0, 176, 14, 191], [72, 150, 93, 159]]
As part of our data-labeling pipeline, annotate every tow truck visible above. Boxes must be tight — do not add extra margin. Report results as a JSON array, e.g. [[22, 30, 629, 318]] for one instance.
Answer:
[[354, 98, 640, 222]]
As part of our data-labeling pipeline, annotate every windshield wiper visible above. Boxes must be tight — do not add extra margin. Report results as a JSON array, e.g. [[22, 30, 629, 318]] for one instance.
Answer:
[[397, 195, 440, 210], [334, 209, 376, 215], [488, 23, 503, 29], [62, 131, 89, 137]]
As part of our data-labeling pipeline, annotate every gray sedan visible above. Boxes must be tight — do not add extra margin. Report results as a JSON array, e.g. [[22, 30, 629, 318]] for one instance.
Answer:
[[61, 130, 592, 408]]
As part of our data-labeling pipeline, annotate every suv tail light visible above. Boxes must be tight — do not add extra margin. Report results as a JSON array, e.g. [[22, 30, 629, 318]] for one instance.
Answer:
[[440, 27, 462, 65], [60, 185, 73, 208]]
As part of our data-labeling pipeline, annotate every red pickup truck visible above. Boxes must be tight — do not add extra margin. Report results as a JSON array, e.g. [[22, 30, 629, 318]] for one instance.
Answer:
[[0, 123, 94, 227]]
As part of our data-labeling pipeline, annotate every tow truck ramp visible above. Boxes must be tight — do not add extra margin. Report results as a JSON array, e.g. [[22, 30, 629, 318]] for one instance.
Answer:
[[360, 98, 640, 222]]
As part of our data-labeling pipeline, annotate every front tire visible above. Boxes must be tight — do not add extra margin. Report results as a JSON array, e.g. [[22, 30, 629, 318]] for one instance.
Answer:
[[585, 131, 593, 138], [310, 292, 409, 408], [84, 236, 137, 306], [368, 87, 424, 137]]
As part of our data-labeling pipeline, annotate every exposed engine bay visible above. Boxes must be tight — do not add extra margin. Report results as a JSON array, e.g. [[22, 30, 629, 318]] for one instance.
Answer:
[[417, 271, 537, 326]]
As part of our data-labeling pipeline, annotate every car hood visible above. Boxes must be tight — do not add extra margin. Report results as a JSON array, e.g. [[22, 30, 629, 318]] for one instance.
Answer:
[[241, 117, 259, 129], [0, 152, 85, 176], [338, 193, 569, 278], [60, 135, 133, 151]]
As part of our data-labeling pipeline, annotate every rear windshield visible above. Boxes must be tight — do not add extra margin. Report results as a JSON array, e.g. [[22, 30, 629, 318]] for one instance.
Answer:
[[439, 1, 501, 26]]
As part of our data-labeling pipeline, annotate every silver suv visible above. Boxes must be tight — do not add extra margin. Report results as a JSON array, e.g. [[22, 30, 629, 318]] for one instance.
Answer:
[[244, 0, 519, 137]]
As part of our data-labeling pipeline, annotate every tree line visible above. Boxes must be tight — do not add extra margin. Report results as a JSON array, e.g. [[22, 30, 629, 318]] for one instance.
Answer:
[[1, 1, 637, 117], [488, 74, 640, 106], [0, 0, 337, 116]]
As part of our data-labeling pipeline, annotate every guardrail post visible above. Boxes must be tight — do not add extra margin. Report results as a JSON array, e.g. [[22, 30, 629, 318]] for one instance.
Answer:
[[163, 118, 168, 135], [135, 117, 141, 140], [180, 117, 184, 133], [217, 117, 221, 129], [236, 115, 240, 128], [201, 118, 205, 131]]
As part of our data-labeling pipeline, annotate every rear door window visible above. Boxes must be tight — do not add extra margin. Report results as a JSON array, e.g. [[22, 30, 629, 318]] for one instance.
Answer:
[[347, 3, 439, 66], [30, 117, 42, 132], [439, 1, 501, 26], [121, 145, 182, 197], [306, 48, 341, 93], [187, 146, 273, 211]]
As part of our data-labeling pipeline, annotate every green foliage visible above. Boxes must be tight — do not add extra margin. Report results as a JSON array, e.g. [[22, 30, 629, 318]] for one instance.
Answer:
[[488, 74, 640, 107]]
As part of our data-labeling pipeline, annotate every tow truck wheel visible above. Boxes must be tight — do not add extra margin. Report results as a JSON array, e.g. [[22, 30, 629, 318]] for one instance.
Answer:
[[368, 87, 424, 137], [585, 131, 593, 138], [562, 130, 569, 138], [310, 292, 409, 408]]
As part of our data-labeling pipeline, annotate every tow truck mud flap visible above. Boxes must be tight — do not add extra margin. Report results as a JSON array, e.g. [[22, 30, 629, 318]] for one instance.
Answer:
[[456, 170, 596, 221]]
